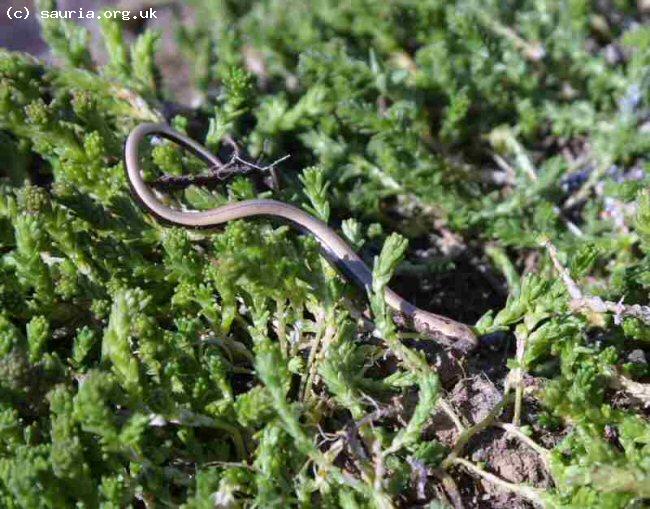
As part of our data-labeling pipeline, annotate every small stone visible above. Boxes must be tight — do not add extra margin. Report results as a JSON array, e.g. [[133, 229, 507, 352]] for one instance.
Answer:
[[603, 44, 625, 65], [628, 349, 647, 365]]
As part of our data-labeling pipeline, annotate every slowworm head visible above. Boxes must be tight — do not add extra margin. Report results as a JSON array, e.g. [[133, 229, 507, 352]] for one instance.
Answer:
[[411, 309, 478, 354]]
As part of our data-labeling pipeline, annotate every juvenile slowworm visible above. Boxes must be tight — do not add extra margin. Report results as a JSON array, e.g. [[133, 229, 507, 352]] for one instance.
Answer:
[[124, 123, 478, 352]]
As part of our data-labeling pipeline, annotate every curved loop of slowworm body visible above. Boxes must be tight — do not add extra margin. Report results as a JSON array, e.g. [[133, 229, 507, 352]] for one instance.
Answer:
[[124, 123, 478, 352]]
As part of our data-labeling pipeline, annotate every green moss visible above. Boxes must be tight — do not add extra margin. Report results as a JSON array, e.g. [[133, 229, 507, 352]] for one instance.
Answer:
[[0, 0, 648, 506]]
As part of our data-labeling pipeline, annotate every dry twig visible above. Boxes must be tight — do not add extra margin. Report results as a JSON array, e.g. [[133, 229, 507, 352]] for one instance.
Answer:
[[544, 239, 650, 325]]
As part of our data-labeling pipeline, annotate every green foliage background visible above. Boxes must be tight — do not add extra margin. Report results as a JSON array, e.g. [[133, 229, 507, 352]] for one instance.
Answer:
[[0, 0, 648, 507]]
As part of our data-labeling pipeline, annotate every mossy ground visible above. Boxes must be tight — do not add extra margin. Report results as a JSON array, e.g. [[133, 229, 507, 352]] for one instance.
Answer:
[[0, 1, 648, 507]]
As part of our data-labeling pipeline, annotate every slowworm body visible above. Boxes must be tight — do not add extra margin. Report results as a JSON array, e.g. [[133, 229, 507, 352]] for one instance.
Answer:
[[125, 123, 478, 352]]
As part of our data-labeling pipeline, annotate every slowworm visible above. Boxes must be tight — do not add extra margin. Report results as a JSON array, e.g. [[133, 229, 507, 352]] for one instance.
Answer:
[[124, 123, 478, 352]]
